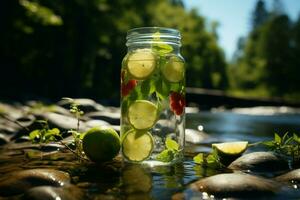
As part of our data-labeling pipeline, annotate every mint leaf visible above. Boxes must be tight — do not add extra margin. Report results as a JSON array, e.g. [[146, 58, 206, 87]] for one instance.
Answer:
[[274, 133, 282, 144], [152, 44, 173, 55], [151, 31, 173, 55], [29, 130, 40, 141], [156, 149, 174, 162], [166, 138, 179, 151], [261, 141, 275, 147], [293, 133, 300, 144], [140, 79, 156, 98], [155, 79, 170, 100], [193, 153, 204, 164]]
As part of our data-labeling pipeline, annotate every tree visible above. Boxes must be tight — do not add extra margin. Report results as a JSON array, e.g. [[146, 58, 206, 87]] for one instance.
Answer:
[[0, 0, 228, 101], [252, 0, 269, 29]]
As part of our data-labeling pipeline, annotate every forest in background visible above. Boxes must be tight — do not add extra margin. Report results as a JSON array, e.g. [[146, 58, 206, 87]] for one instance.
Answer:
[[0, 0, 299, 102]]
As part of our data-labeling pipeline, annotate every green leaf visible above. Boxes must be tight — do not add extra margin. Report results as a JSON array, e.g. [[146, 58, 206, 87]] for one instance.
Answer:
[[261, 141, 275, 147], [284, 136, 294, 145], [50, 128, 60, 135], [193, 153, 204, 164], [282, 132, 289, 142], [140, 79, 153, 98], [152, 44, 173, 55], [293, 133, 300, 144], [156, 149, 174, 162], [170, 82, 182, 93], [206, 154, 220, 168], [166, 138, 179, 151], [151, 31, 173, 55], [274, 133, 282, 144], [155, 79, 170, 100], [35, 120, 48, 124], [29, 130, 41, 140]]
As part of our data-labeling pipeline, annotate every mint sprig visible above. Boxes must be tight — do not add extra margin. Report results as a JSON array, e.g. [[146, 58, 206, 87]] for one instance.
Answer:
[[156, 138, 180, 162], [193, 149, 223, 169], [261, 132, 300, 165]]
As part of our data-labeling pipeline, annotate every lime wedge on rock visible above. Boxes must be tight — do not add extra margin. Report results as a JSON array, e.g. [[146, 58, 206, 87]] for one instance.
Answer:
[[127, 49, 156, 80], [82, 127, 120, 163], [128, 100, 158, 130], [212, 141, 248, 166], [161, 56, 184, 83], [122, 129, 154, 162]]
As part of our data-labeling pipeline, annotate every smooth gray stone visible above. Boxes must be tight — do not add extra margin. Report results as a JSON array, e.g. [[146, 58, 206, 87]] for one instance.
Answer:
[[85, 119, 110, 128], [275, 169, 300, 183], [0, 169, 70, 196], [23, 185, 84, 200], [185, 128, 209, 144], [43, 112, 87, 131], [58, 98, 105, 113], [228, 152, 289, 173], [85, 111, 120, 125], [189, 173, 281, 198], [0, 133, 10, 145]]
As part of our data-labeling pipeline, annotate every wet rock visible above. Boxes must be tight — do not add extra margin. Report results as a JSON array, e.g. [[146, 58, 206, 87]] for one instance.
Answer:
[[85, 119, 110, 128], [86, 111, 120, 125], [58, 98, 105, 113], [185, 129, 209, 144], [0, 117, 21, 134], [23, 185, 84, 200], [0, 133, 10, 145], [14, 135, 31, 143], [189, 173, 281, 198], [26, 103, 72, 117], [228, 152, 289, 173], [8, 142, 64, 152], [0, 169, 70, 196], [43, 113, 87, 131], [275, 169, 300, 183]]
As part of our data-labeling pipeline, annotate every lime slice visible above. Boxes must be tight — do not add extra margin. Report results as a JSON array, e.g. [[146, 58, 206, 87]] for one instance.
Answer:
[[128, 100, 158, 130], [212, 141, 248, 155], [212, 141, 248, 166], [161, 56, 184, 83], [127, 49, 156, 80], [122, 130, 154, 162]]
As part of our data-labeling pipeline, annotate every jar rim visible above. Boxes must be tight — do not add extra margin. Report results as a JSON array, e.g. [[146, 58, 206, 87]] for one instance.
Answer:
[[126, 27, 181, 47], [127, 27, 180, 36]]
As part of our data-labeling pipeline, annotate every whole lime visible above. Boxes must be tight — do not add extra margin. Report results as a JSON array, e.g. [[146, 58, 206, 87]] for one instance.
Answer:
[[82, 127, 121, 163]]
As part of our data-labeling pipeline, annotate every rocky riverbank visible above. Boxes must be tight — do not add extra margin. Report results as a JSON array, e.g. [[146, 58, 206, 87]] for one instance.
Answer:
[[0, 99, 300, 199]]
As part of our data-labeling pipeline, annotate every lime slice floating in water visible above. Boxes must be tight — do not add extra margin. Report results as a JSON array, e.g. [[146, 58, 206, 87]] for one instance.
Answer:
[[212, 141, 248, 166], [128, 100, 158, 130], [161, 56, 184, 83], [122, 129, 154, 162], [127, 49, 156, 80]]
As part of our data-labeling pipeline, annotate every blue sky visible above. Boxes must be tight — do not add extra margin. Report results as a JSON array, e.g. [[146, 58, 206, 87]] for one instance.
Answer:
[[183, 0, 300, 60]]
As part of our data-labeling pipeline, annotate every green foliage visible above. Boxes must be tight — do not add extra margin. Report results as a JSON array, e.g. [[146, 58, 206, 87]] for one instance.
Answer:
[[193, 150, 223, 169], [29, 120, 60, 143], [230, 0, 300, 99], [261, 132, 300, 165], [156, 138, 180, 162], [0, 0, 227, 100], [27, 99, 87, 161]]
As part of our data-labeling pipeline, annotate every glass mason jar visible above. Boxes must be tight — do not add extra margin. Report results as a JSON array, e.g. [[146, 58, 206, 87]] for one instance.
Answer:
[[120, 27, 185, 165]]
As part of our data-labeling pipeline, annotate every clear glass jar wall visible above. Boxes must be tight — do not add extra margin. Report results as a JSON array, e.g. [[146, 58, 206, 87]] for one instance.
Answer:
[[120, 27, 185, 165]]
